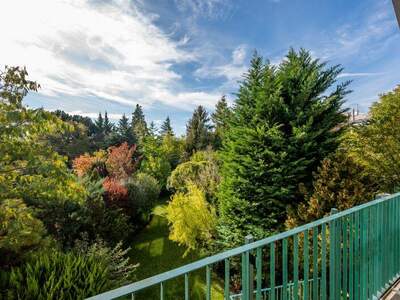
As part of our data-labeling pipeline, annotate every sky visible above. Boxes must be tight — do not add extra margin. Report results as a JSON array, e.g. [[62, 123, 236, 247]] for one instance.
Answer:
[[1, 0, 399, 135]]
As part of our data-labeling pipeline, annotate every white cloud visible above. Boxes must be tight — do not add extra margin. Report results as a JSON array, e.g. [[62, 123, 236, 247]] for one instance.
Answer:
[[66, 110, 123, 120], [337, 72, 384, 79], [174, 0, 232, 19], [0, 0, 220, 111], [195, 45, 248, 87]]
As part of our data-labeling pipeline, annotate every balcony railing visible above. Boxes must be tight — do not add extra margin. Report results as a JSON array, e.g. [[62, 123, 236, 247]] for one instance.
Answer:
[[87, 192, 400, 300]]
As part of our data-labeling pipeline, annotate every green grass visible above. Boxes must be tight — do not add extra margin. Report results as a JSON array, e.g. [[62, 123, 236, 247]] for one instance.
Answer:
[[128, 201, 224, 300]]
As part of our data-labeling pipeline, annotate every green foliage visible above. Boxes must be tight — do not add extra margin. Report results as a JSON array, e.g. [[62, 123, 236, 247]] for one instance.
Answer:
[[346, 86, 400, 193], [115, 113, 136, 145], [160, 116, 174, 137], [166, 184, 217, 256], [167, 149, 220, 201], [286, 151, 378, 228], [0, 65, 88, 248], [141, 134, 171, 188], [212, 95, 231, 149], [185, 105, 213, 156], [132, 104, 148, 143], [161, 133, 184, 170], [127, 173, 161, 220], [0, 241, 137, 300], [217, 49, 349, 248], [0, 199, 48, 267]]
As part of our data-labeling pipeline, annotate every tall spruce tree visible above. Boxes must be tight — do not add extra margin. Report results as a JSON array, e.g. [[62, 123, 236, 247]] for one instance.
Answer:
[[160, 116, 174, 137], [131, 104, 148, 142], [217, 49, 349, 248], [116, 113, 136, 145], [103, 111, 114, 134], [185, 106, 213, 155], [212, 95, 231, 149], [94, 112, 104, 134]]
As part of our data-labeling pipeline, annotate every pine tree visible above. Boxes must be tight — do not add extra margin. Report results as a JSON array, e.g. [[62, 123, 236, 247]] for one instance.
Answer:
[[94, 112, 104, 134], [185, 106, 213, 155], [103, 111, 114, 134], [148, 121, 157, 137], [116, 114, 136, 145], [131, 104, 148, 142], [217, 49, 349, 248], [160, 116, 174, 137], [211, 95, 231, 149]]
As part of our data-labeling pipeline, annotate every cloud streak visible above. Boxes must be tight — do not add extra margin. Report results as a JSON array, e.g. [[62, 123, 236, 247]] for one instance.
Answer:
[[0, 0, 221, 111]]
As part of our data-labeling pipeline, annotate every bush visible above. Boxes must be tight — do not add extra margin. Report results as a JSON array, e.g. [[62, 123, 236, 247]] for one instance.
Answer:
[[1, 251, 110, 299], [167, 149, 220, 201], [127, 173, 160, 221], [166, 183, 217, 256], [286, 151, 379, 228], [0, 199, 48, 267], [79, 179, 133, 244], [0, 242, 137, 300]]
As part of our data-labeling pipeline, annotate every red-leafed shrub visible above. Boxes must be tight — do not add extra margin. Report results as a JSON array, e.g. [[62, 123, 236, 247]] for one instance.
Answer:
[[72, 154, 95, 177], [72, 150, 107, 177], [102, 177, 129, 206], [106, 143, 140, 180]]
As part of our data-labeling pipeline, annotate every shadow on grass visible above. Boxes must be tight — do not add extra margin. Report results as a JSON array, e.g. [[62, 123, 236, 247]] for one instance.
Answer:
[[127, 202, 224, 300]]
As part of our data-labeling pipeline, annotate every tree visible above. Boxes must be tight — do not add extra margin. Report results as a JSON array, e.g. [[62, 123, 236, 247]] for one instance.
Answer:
[[285, 151, 378, 229], [94, 112, 104, 134], [166, 183, 217, 256], [185, 105, 213, 155], [115, 114, 136, 145], [0, 66, 87, 248], [160, 116, 174, 137], [217, 49, 349, 248], [103, 111, 114, 134], [346, 86, 400, 193], [212, 96, 231, 149], [131, 104, 148, 142], [167, 149, 220, 202]]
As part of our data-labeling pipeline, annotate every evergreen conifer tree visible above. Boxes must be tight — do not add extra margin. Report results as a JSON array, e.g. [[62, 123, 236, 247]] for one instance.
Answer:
[[103, 111, 114, 134], [211, 95, 231, 149], [131, 104, 148, 142], [217, 49, 349, 248], [116, 114, 136, 145], [160, 116, 174, 137], [185, 106, 213, 155], [94, 112, 104, 134]]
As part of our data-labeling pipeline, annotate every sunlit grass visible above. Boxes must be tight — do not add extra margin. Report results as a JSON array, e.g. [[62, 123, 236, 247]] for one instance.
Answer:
[[128, 201, 224, 299]]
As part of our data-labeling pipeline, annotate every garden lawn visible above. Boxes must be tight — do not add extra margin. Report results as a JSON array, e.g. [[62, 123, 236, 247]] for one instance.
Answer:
[[129, 202, 224, 300]]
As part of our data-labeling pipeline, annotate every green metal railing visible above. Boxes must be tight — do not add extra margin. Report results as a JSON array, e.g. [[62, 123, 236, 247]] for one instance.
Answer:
[[87, 193, 400, 300]]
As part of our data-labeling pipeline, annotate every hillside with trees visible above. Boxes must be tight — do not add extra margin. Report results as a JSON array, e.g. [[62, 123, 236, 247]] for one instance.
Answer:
[[1, 47, 400, 298]]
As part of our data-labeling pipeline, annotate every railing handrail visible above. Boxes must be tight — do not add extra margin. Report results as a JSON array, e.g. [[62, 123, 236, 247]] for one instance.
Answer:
[[87, 192, 400, 300]]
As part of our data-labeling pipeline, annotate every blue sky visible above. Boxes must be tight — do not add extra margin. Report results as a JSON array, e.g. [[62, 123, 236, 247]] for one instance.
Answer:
[[1, 0, 399, 135]]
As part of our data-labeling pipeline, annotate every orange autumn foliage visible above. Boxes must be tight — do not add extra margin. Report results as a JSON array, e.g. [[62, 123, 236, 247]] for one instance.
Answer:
[[106, 143, 140, 179]]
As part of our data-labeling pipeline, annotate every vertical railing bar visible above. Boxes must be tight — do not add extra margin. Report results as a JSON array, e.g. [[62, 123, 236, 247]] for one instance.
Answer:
[[224, 258, 230, 300], [321, 223, 327, 300], [329, 209, 337, 299], [185, 273, 189, 300], [270, 242, 276, 300], [283, 238, 288, 300], [160, 282, 164, 300], [242, 251, 248, 300], [294, 234, 299, 300], [336, 214, 341, 300], [256, 247, 262, 300], [349, 213, 354, 300], [303, 230, 309, 300], [312, 227, 318, 300], [354, 211, 360, 300], [361, 208, 367, 300], [206, 265, 211, 300], [343, 216, 348, 299]]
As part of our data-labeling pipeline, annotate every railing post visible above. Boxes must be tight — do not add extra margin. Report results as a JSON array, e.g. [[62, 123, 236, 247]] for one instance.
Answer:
[[329, 208, 338, 300], [243, 234, 254, 300]]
